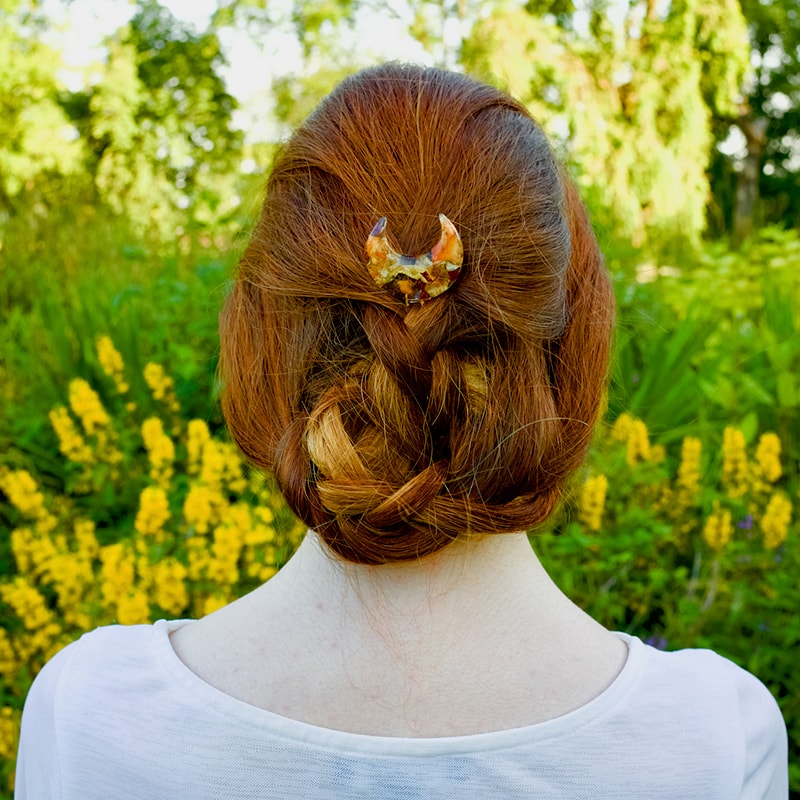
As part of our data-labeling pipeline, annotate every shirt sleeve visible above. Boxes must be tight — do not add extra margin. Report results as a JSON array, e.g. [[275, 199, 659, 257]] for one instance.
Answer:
[[733, 661, 788, 800], [14, 640, 77, 800]]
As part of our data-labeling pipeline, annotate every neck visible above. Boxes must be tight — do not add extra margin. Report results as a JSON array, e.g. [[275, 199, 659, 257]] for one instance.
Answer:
[[256, 530, 583, 646], [173, 528, 627, 737]]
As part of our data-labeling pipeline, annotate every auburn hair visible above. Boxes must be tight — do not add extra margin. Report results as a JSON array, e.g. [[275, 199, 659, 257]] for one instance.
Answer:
[[220, 64, 614, 565]]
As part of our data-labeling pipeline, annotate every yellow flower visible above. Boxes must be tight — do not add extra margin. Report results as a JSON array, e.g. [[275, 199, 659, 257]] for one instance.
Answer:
[[96, 335, 130, 394], [676, 437, 702, 494], [151, 559, 188, 615], [579, 473, 608, 532], [0, 630, 17, 678], [74, 519, 100, 560], [68, 378, 111, 436], [199, 439, 226, 488], [0, 578, 55, 632], [255, 506, 274, 525], [202, 593, 229, 616], [626, 418, 651, 466], [187, 538, 211, 581], [116, 590, 150, 625], [49, 406, 94, 464], [0, 707, 20, 761], [721, 426, 748, 499], [702, 501, 732, 552], [134, 486, 171, 538], [222, 443, 247, 493], [47, 553, 93, 612], [100, 543, 136, 606], [144, 362, 180, 413], [611, 412, 635, 442], [209, 520, 244, 585], [141, 417, 175, 487], [760, 493, 792, 550], [755, 432, 782, 484], [0, 469, 45, 518], [186, 419, 211, 475], [11, 526, 58, 580], [183, 485, 221, 535]]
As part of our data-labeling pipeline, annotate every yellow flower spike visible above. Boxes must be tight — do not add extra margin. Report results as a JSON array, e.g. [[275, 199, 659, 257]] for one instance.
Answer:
[[99, 543, 136, 606], [255, 506, 274, 525], [48, 553, 93, 612], [186, 419, 211, 475], [610, 412, 634, 442], [96, 335, 130, 394], [49, 406, 94, 464], [677, 437, 702, 495], [702, 501, 733, 552], [760, 493, 792, 550], [134, 486, 171, 538], [579, 473, 608, 532], [625, 418, 651, 466], [0, 469, 46, 518], [116, 590, 151, 625], [721, 426, 748, 499], [141, 417, 176, 487], [0, 578, 55, 632], [187, 538, 211, 581], [199, 439, 226, 489], [144, 362, 181, 413], [152, 559, 189, 615], [0, 707, 20, 762], [259, 565, 278, 582], [202, 593, 229, 616], [68, 378, 111, 437], [219, 443, 247, 493], [73, 519, 100, 559], [183, 485, 218, 534], [755, 432, 782, 484], [0, 630, 17, 678]]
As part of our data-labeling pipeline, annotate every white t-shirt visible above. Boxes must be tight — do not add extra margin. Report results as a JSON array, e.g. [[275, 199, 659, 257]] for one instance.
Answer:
[[15, 620, 787, 799]]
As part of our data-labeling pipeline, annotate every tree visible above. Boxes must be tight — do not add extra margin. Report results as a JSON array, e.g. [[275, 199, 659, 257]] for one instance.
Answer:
[[464, 0, 750, 250], [64, 1, 244, 241], [729, 0, 800, 242], [0, 1, 85, 214]]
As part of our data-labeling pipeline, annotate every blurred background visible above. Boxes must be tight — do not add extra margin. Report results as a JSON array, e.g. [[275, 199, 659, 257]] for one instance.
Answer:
[[0, 0, 799, 794]]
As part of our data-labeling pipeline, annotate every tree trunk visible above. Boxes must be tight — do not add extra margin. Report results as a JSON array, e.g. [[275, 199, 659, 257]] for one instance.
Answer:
[[732, 116, 768, 248]]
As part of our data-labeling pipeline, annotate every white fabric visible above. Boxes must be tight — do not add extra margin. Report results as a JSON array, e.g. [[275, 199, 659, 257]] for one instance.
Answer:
[[16, 620, 788, 799]]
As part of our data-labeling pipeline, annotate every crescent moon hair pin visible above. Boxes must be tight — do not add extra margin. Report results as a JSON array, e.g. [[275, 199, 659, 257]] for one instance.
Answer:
[[365, 214, 463, 305]]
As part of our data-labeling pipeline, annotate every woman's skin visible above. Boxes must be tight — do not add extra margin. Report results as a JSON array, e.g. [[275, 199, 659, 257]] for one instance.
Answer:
[[170, 531, 628, 738]]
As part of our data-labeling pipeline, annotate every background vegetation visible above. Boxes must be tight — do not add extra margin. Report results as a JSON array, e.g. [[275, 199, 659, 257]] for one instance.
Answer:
[[1, 0, 798, 793]]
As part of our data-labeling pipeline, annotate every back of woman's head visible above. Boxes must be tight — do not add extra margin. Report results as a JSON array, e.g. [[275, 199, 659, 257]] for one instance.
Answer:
[[220, 63, 614, 565]]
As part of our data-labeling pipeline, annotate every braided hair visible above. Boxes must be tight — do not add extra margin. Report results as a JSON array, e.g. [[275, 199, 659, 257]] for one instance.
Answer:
[[220, 64, 614, 565]]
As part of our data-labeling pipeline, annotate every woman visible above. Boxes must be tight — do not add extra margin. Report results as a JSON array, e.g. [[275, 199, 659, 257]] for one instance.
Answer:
[[16, 64, 787, 798]]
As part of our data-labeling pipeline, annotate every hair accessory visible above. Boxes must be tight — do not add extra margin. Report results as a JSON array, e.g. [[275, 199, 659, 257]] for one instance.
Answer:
[[365, 214, 463, 304]]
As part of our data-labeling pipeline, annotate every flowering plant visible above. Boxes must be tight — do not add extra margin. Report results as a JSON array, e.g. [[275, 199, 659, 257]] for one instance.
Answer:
[[0, 337, 304, 792]]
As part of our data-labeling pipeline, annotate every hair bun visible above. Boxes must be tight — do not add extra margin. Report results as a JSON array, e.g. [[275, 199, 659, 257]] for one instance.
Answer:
[[220, 64, 614, 564]]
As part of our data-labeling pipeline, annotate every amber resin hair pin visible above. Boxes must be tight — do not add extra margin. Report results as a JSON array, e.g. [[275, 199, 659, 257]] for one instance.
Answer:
[[365, 214, 463, 305]]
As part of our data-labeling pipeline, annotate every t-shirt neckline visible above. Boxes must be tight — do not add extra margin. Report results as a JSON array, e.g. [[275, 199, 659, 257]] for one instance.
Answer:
[[152, 618, 645, 756]]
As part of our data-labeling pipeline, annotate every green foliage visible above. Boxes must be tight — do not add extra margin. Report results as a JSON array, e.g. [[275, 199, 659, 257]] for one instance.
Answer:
[[70, 1, 244, 239], [617, 227, 800, 463], [538, 414, 799, 789], [738, 0, 800, 227], [463, 0, 750, 250], [0, 3, 85, 207]]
